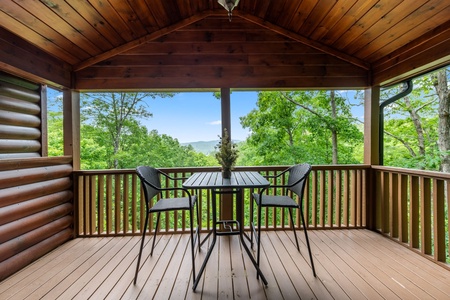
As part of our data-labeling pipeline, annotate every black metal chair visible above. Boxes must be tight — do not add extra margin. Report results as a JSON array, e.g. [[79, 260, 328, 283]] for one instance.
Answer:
[[251, 163, 316, 277], [134, 166, 200, 285]]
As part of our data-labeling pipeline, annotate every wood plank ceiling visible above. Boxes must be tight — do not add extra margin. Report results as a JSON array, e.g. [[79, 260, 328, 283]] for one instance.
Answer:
[[0, 0, 449, 90]]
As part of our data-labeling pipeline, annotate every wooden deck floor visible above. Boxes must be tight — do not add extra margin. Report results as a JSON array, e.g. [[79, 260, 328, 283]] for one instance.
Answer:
[[1, 229, 449, 299]]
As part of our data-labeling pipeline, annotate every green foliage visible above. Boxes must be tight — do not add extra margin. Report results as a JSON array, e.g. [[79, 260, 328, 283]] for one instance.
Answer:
[[81, 92, 175, 168], [47, 112, 64, 157], [47, 91, 216, 169], [240, 90, 363, 165], [382, 67, 448, 171]]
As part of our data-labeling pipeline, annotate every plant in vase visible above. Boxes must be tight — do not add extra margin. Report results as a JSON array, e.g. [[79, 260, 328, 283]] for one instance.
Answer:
[[215, 128, 238, 179]]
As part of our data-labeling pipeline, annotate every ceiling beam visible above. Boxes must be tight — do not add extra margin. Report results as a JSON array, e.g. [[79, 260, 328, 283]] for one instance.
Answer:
[[235, 11, 371, 70], [73, 10, 219, 71]]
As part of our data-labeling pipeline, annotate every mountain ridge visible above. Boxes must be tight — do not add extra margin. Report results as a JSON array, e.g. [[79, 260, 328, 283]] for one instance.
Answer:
[[181, 140, 241, 154]]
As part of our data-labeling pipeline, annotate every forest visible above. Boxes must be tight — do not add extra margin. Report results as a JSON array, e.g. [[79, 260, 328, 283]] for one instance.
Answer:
[[48, 66, 449, 172]]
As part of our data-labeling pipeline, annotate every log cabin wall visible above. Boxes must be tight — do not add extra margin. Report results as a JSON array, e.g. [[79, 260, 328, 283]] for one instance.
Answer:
[[0, 73, 74, 281], [0, 73, 43, 159]]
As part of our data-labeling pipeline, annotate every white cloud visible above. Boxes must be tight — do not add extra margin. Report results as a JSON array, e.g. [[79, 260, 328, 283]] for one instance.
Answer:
[[209, 120, 221, 125]]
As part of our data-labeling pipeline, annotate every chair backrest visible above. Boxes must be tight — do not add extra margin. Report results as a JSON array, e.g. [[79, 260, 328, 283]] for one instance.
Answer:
[[287, 163, 312, 198], [136, 166, 162, 208]]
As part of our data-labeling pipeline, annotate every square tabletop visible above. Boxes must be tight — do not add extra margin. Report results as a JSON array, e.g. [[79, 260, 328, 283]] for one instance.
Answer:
[[183, 171, 269, 189]]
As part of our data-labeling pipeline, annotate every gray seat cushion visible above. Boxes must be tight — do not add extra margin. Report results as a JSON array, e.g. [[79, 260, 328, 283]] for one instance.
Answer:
[[252, 193, 298, 208], [149, 195, 197, 212]]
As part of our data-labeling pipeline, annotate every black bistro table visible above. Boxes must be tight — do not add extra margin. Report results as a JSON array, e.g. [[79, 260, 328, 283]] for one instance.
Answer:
[[183, 171, 270, 291]]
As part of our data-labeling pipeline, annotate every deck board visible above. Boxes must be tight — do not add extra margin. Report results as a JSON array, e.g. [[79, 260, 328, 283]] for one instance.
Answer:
[[1, 230, 450, 300]]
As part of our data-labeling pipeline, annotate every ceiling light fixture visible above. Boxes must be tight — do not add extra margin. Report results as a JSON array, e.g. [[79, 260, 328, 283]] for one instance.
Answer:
[[218, 0, 240, 21]]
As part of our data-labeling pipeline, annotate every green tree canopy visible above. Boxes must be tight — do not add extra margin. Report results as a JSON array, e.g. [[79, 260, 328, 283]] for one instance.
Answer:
[[240, 91, 363, 165]]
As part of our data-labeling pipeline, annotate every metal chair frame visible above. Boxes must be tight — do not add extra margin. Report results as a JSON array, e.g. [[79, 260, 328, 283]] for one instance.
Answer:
[[134, 166, 200, 285], [251, 163, 316, 277]]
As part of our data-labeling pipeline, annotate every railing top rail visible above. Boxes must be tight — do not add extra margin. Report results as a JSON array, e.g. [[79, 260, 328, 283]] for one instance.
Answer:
[[372, 165, 450, 180], [73, 164, 371, 175]]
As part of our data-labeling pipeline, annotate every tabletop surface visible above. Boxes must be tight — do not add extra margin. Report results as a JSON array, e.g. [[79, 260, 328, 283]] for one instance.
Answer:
[[183, 171, 270, 189]]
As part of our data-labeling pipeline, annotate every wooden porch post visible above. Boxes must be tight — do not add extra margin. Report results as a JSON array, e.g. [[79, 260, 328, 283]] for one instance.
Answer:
[[220, 88, 233, 221], [364, 86, 380, 165], [364, 86, 380, 230], [63, 89, 80, 170]]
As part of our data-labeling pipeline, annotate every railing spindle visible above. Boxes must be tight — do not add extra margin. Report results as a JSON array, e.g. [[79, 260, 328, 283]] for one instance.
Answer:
[[335, 170, 342, 227], [98, 175, 104, 234], [343, 170, 349, 227], [311, 170, 318, 228], [327, 170, 333, 228], [433, 179, 445, 262], [106, 175, 112, 234], [389, 172, 399, 238], [398, 174, 408, 243], [421, 177, 432, 255], [409, 175, 420, 249]]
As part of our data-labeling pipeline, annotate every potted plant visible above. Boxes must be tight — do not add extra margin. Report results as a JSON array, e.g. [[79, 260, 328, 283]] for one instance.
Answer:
[[215, 128, 238, 178]]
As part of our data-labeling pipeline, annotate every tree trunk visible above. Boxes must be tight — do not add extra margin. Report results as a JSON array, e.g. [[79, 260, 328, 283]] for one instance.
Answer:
[[433, 69, 450, 173], [330, 91, 338, 164], [404, 96, 426, 158]]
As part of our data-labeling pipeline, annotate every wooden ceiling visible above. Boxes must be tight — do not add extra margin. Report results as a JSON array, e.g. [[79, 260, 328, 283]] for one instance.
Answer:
[[0, 0, 449, 90]]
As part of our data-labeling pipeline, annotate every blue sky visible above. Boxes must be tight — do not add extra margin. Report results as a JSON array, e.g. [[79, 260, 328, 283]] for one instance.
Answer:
[[141, 91, 258, 143], [141, 90, 363, 143]]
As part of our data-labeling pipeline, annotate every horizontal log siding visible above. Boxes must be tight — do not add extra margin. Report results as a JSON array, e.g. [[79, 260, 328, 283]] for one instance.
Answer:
[[372, 166, 450, 267], [0, 156, 74, 281], [73, 165, 369, 238], [0, 74, 42, 159]]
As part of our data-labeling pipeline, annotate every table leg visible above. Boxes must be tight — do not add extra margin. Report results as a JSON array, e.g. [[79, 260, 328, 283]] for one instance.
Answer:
[[193, 188, 268, 291], [192, 189, 218, 291]]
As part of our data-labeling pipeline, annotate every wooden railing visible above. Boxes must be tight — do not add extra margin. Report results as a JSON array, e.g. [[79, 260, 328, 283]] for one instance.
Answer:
[[73, 165, 369, 238], [372, 166, 450, 265]]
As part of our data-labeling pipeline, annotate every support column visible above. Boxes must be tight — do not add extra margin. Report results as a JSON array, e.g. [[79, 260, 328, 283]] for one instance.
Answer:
[[63, 89, 80, 170], [364, 85, 380, 230], [220, 88, 233, 222], [364, 86, 380, 165], [220, 87, 231, 137]]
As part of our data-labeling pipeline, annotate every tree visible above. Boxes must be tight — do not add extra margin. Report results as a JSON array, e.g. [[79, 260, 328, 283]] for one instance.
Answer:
[[240, 91, 363, 165], [240, 91, 302, 165], [382, 67, 449, 171], [81, 92, 174, 168], [432, 68, 450, 172]]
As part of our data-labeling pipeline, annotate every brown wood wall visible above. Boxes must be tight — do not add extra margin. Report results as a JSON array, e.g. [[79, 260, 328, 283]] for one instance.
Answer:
[[0, 27, 72, 89], [0, 73, 74, 281], [75, 17, 370, 90]]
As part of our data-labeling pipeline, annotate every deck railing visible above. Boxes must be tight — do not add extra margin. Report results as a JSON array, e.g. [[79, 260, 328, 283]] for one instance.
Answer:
[[372, 166, 450, 265], [73, 164, 450, 266], [73, 165, 369, 238]]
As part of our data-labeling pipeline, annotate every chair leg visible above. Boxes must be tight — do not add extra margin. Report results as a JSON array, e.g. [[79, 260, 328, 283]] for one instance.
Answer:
[[300, 206, 316, 277], [256, 203, 262, 280], [195, 201, 201, 251], [288, 208, 300, 251], [250, 197, 254, 248], [189, 208, 197, 282], [134, 212, 150, 284], [151, 212, 160, 256]]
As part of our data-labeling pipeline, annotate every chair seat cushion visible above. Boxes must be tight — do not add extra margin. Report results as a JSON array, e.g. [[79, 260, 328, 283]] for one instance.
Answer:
[[149, 195, 197, 212], [252, 193, 298, 208]]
